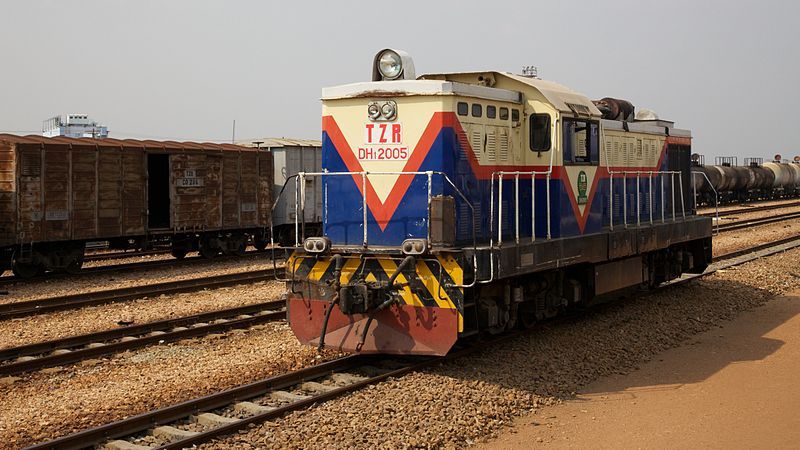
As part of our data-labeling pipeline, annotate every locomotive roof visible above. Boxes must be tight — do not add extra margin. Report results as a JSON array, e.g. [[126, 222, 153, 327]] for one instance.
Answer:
[[0, 134, 255, 152], [322, 79, 523, 104], [421, 71, 602, 117], [322, 71, 601, 117]]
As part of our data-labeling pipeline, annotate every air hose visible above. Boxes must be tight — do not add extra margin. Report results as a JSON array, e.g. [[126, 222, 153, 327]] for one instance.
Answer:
[[317, 254, 344, 352], [357, 255, 415, 350]]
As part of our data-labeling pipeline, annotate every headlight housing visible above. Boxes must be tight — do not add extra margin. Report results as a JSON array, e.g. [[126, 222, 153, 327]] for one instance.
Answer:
[[372, 48, 415, 81], [367, 103, 382, 120], [303, 237, 331, 254], [377, 50, 403, 79], [380, 102, 396, 120], [401, 238, 428, 255]]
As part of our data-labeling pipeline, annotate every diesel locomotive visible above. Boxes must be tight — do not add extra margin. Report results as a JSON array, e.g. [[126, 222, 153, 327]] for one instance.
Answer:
[[282, 49, 713, 355]]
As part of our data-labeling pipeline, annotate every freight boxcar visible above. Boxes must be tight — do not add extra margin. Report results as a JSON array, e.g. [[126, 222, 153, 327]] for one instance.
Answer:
[[0, 135, 273, 277], [238, 138, 323, 245]]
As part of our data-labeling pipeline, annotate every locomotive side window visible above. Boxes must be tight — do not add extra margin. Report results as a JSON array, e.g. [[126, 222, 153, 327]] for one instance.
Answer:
[[563, 119, 599, 164], [457, 102, 468, 116], [486, 105, 497, 119], [471, 104, 482, 117], [499, 107, 509, 120], [511, 109, 520, 122], [529, 114, 551, 152]]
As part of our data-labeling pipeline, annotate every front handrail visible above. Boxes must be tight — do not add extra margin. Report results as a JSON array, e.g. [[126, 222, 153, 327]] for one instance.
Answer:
[[270, 170, 481, 288], [691, 170, 720, 234]]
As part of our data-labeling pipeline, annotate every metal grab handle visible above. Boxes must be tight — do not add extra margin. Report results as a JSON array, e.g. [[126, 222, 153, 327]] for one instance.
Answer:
[[691, 170, 720, 234], [491, 170, 552, 248]]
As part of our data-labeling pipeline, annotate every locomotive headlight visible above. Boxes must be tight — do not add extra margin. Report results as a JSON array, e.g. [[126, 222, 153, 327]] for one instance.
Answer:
[[303, 237, 331, 254], [377, 50, 403, 80], [367, 103, 381, 120], [381, 102, 396, 120], [401, 238, 428, 255]]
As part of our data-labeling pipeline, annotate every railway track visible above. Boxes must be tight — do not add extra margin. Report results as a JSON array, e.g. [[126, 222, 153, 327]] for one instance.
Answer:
[[0, 268, 279, 320], [698, 200, 800, 218], [83, 249, 171, 263], [0, 249, 281, 287], [717, 210, 800, 233], [0, 301, 285, 377], [25, 234, 800, 450]]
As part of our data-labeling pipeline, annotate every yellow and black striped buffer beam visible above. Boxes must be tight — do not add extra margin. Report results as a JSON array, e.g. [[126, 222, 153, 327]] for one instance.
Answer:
[[287, 253, 465, 331]]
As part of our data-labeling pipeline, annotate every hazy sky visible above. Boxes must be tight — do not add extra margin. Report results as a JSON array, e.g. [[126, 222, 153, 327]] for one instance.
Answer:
[[1, 0, 798, 160]]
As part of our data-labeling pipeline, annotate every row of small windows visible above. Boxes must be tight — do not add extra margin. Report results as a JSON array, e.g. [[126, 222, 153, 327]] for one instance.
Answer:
[[458, 101, 552, 154], [457, 102, 520, 122]]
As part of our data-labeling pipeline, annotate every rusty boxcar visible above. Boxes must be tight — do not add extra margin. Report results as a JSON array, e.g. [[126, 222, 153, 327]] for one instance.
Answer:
[[0, 134, 273, 277]]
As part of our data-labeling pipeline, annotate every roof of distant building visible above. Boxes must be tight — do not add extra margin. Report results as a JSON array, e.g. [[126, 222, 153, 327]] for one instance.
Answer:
[[237, 137, 321, 148]]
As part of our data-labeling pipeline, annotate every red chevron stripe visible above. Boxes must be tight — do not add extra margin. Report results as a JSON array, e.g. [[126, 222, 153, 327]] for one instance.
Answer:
[[323, 112, 687, 235]]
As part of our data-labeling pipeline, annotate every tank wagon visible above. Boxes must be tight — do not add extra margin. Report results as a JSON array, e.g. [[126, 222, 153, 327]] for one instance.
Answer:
[[692, 155, 800, 204], [282, 49, 713, 356], [0, 135, 274, 277]]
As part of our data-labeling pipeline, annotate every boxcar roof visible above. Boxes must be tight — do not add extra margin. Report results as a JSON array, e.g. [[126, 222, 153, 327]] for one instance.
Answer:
[[237, 138, 321, 148], [0, 134, 254, 152]]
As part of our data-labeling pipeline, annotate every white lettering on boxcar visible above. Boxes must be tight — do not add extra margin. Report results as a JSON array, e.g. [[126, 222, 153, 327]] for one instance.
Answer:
[[177, 178, 204, 187], [46, 210, 69, 221]]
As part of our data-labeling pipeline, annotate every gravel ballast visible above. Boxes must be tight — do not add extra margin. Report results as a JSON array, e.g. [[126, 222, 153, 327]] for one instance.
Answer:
[[203, 247, 800, 449], [0, 322, 342, 447], [0, 281, 285, 350], [0, 255, 283, 304]]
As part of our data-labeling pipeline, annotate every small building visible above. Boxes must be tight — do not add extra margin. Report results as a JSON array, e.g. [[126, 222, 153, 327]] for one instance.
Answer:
[[42, 114, 108, 139]]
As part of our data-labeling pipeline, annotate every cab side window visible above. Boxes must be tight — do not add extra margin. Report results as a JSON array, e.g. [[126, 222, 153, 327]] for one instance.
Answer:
[[563, 119, 599, 164], [529, 114, 551, 152]]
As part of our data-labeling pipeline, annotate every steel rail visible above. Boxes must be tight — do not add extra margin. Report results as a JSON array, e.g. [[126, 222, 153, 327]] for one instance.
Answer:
[[0, 269, 278, 320], [717, 211, 800, 233], [0, 250, 276, 287], [83, 249, 171, 262], [698, 200, 800, 218], [26, 331, 521, 450], [713, 234, 800, 262], [0, 301, 285, 377]]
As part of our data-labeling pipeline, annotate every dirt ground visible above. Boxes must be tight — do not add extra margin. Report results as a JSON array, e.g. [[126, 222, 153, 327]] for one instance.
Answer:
[[481, 292, 800, 449]]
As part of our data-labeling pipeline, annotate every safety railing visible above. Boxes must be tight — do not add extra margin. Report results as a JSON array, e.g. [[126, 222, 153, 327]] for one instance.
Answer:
[[270, 170, 480, 288], [490, 170, 553, 248], [608, 170, 686, 230], [691, 170, 720, 234]]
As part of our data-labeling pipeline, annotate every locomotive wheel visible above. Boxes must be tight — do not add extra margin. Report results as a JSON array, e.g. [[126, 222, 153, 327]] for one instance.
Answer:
[[519, 304, 538, 329], [12, 261, 40, 279]]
